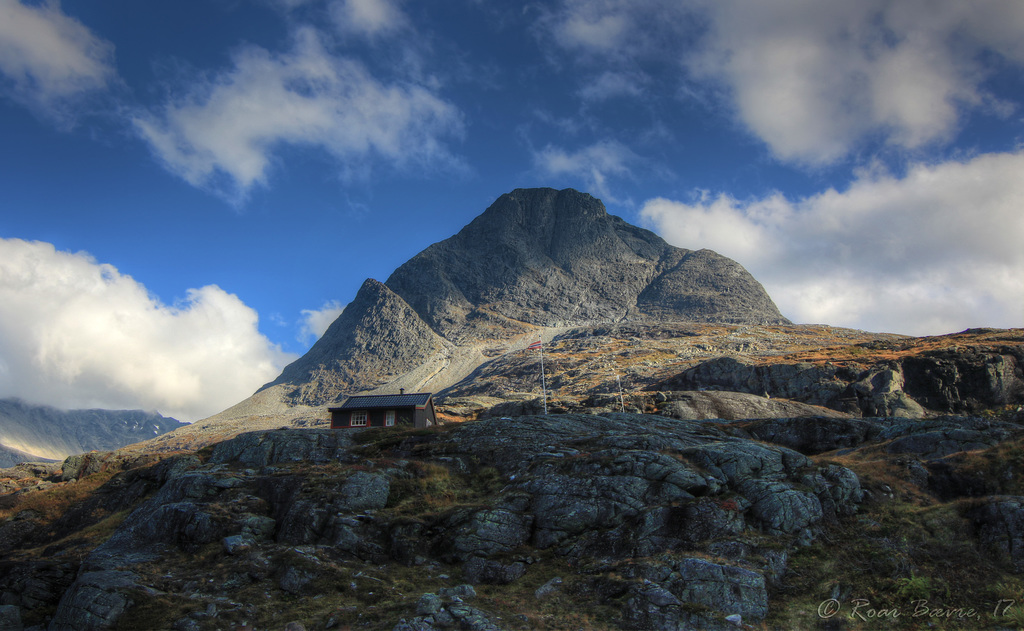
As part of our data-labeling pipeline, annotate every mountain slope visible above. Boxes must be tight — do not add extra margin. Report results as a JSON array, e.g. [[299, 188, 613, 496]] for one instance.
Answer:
[[263, 188, 788, 406], [0, 398, 186, 466]]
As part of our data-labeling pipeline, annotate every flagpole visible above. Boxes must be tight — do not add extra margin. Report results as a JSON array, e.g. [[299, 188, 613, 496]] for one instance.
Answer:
[[539, 341, 548, 415], [528, 338, 548, 414]]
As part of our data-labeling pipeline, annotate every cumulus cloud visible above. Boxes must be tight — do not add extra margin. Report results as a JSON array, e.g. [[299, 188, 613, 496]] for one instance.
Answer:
[[0, 0, 116, 124], [329, 0, 408, 37], [132, 28, 463, 202], [299, 300, 346, 344], [541, 0, 1024, 165], [640, 151, 1024, 335], [532, 140, 638, 202], [0, 238, 296, 421]]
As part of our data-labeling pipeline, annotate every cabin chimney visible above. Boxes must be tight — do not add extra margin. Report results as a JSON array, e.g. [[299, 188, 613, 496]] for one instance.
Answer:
[[400, 388, 405, 395]]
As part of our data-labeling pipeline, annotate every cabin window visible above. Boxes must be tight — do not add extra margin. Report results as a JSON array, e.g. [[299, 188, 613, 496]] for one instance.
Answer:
[[350, 411, 367, 427], [385, 410, 395, 426]]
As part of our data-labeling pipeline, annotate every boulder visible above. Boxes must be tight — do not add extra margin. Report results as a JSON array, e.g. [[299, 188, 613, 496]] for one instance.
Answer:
[[447, 509, 533, 560], [969, 497, 1024, 572], [462, 558, 527, 585], [339, 471, 390, 511], [48, 571, 140, 631], [621, 558, 768, 630], [0, 605, 21, 631]]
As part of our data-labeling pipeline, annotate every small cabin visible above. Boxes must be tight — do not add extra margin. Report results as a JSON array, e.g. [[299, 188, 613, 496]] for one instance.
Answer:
[[329, 392, 436, 429]]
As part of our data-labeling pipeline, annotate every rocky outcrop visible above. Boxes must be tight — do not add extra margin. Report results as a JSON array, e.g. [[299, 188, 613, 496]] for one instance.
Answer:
[[621, 558, 767, 631], [741, 415, 1019, 458], [394, 585, 506, 631], [48, 571, 142, 631], [969, 498, 1024, 572], [261, 188, 789, 406], [15, 406, 1024, 630], [663, 341, 1024, 416], [41, 414, 861, 629]]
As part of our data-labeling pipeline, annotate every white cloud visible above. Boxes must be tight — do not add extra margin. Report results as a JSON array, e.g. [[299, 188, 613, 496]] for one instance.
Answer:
[[578, 70, 646, 102], [299, 300, 346, 343], [539, 0, 689, 60], [0, 0, 116, 124], [541, 0, 1024, 165], [640, 151, 1024, 335], [329, 0, 407, 37], [133, 28, 463, 202], [532, 139, 638, 202], [0, 238, 296, 421]]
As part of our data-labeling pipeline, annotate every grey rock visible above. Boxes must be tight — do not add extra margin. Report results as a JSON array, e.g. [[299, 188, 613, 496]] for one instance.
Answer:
[[171, 618, 200, 631], [534, 577, 562, 599], [660, 391, 848, 422], [969, 497, 1024, 572], [886, 428, 1001, 460], [48, 571, 138, 631], [138, 502, 219, 548], [239, 514, 276, 540], [738, 478, 823, 534], [448, 509, 532, 559], [396, 600, 507, 631], [622, 558, 768, 630], [669, 344, 1024, 417], [222, 535, 254, 555], [393, 621, 437, 631], [339, 471, 390, 511], [278, 566, 314, 594], [59, 453, 105, 482], [0, 605, 21, 631], [415, 593, 443, 616], [440, 414, 860, 554], [208, 429, 355, 467], [462, 558, 526, 585], [0, 562, 73, 611], [439, 584, 476, 600], [744, 417, 882, 454]]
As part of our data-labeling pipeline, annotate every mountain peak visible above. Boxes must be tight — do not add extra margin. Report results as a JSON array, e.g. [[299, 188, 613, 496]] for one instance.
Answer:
[[263, 188, 789, 405]]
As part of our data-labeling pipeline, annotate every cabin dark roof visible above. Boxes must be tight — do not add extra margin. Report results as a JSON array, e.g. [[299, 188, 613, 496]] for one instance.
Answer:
[[331, 393, 432, 411]]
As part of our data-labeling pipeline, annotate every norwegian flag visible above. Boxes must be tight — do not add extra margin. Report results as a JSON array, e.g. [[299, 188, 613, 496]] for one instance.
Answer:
[[527, 340, 542, 350]]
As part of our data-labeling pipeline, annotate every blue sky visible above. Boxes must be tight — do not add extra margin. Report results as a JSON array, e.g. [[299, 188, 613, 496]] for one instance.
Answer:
[[1, 0, 1023, 420]]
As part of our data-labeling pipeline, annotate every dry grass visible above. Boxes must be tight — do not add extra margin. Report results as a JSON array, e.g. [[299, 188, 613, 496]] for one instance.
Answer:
[[0, 468, 117, 523]]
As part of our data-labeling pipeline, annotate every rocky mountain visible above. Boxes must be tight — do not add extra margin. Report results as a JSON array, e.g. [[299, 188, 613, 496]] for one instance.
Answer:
[[261, 188, 788, 408], [0, 398, 186, 467]]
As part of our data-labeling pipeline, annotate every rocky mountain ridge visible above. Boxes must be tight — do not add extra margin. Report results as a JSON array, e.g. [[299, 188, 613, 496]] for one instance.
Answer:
[[261, 188, 788, 409], [0, 399, 186, 467]]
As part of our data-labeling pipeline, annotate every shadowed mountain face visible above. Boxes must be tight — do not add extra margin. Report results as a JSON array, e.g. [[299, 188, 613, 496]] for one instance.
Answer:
[[264, 188, 789, 406], [0, 398, 186, 466]]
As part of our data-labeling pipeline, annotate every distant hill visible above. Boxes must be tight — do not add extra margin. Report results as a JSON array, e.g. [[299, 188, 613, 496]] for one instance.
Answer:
[[260, 187, 789, 407], [0, 398, 186, 466]]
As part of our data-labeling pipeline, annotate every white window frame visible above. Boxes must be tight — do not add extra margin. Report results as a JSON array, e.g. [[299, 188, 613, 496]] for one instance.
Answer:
[[350, 411, 367, 427], [385, 410, 395, 426]]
